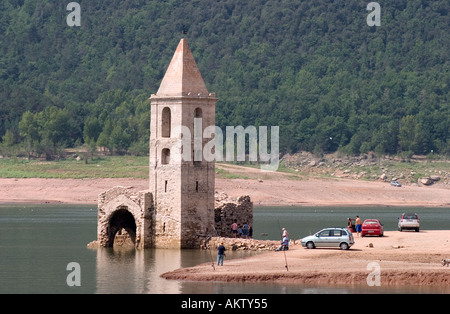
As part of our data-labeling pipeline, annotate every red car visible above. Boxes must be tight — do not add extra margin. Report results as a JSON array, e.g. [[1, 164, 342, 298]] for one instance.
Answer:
[[361, 219, 384, 237]]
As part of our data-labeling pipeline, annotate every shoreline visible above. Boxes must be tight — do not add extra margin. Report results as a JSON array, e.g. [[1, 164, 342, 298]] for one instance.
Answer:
[[162, 230, 450, 287]]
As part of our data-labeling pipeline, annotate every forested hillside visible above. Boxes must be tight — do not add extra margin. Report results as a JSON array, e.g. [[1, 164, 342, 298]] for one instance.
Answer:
[[0, 0, 449, 159]]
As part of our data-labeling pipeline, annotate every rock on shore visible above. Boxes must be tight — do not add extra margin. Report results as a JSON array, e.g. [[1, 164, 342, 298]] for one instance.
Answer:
[[209, 237, 279, 251]]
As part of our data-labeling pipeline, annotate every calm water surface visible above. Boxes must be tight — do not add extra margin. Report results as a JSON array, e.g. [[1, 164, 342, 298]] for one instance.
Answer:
[[1, 204, 449, 294]]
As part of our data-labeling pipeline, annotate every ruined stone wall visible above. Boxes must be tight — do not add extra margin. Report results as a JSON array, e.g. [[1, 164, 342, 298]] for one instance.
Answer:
[[93, 188, 254, 250], [214, 192, 253, 237], [209, 237, 279, 251], [96, 186, 153, 248]]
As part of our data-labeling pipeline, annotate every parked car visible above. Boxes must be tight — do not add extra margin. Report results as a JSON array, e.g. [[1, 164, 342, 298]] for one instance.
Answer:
[[361, 219, 384, 237], [301, 227, 354, 250], [390, 180, 402, 187], [398, 213, 420, 232]]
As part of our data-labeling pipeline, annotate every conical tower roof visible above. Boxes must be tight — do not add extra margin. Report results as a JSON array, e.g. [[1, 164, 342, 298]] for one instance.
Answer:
[[156, 38, 209, 97]]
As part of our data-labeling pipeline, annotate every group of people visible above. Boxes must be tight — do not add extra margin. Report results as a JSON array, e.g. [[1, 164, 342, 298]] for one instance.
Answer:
[[220, 215, 364, 264], [218, 216, 365, 265], [347, 215, 363, 237], [216, 220, 253, 266], [230, 219, 253, 238]]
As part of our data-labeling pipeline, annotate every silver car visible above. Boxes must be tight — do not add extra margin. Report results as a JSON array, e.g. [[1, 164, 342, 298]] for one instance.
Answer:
[[398, 213, 420, 232], [301, 227, 354, 250]]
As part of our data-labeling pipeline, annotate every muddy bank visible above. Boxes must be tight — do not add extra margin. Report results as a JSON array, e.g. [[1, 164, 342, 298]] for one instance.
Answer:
[[0, 173, 449, 207]]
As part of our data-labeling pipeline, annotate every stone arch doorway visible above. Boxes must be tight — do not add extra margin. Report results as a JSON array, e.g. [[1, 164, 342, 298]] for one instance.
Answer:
[[107, 206, 137, 247], [96, 190, 152, 249]]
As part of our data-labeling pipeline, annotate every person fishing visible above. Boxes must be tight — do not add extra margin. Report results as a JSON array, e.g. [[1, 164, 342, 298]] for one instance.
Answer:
[[277, 222, 289, 271], [217, 242, 226, 266], [276, 234, 289, 251]]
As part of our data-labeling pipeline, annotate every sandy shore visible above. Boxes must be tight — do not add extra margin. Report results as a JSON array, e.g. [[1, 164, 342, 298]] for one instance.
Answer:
[[0, 164, 449, 207], [162, 230, 450, 287], [0, 177, 146, 205]]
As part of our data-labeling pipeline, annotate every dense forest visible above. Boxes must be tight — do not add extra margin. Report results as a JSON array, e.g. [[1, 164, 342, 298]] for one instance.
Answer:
[[0, 0, 449, 159]]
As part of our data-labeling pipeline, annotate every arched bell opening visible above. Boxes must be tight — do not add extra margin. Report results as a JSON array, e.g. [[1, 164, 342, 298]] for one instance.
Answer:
[[161, 107, 171, 138], [107, 207, 137, 248]]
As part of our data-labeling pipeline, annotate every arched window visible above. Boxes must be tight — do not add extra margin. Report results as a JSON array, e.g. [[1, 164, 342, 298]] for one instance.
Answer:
[[161, 107, 171, 138], [161, 148, 170, 164], [194, 107, 202, 119]]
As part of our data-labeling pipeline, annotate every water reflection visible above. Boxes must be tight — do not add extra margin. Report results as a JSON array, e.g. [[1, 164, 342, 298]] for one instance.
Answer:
[[95, 248, 183, 293], [93, 247, 255, 294]]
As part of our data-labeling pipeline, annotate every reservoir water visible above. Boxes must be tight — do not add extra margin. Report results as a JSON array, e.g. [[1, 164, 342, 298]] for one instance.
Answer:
[[1, 204, 449, 294]]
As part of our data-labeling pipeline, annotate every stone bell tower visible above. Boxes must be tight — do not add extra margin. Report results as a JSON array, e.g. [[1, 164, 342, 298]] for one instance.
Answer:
[[149, 38, 217, 249]]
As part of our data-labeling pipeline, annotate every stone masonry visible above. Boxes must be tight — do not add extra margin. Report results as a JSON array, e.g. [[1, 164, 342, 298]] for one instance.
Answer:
[[214, 191, 253, 238], [91, 38, 253, 249], [148, 38, 217, 248], [96, 186, 153, 248]]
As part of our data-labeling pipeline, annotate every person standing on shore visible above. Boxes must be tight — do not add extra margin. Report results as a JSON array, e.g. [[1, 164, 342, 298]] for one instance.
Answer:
[[238, 225, 243, 238], [347, 218, 355, 232], [243, 222, 249, 238], [217, 242, 226, 266], [355, 216, 362, 237], [231, 220, 238, 238], [282, 228, 289, 239], [276, 235, 289, 251]]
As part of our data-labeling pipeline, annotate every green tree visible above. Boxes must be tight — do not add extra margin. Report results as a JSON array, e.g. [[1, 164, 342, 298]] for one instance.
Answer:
[[413, 122, 433, 155], [97, 119, 114, 153], [398, 115, 417, 152], [110, 124, 131, 154], [36, 106, 71, 148], [19, 110, 40, 156], [83, 116, 102, 145], [1, 0, 449, 157], [0, 129, 15, 157], [1, 129, 14, 147]]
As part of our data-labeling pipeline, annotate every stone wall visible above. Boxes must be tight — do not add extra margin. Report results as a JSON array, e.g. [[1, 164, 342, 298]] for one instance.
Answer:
[[96, 186, 153, 248], [91, 188, 254, 250], [214, 191, 253, 237], [209, 237, 279, 251]]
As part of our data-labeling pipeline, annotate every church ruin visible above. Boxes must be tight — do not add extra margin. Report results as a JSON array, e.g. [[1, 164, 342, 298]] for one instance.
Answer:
[[93, 38, 253, 249]]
